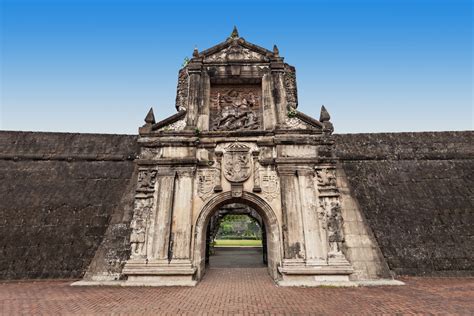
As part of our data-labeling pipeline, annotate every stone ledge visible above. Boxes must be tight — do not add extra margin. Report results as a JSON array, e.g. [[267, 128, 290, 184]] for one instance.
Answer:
[[278, 265, 354, 275], [122, 261, 196, 276], [355, 279, 405, 286], [71, 280, 124, 287], [277, 280, 358, 287]]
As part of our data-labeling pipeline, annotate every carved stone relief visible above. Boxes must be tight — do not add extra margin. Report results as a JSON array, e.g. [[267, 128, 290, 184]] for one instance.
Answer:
[[285, 116, 309, 129], [130, 168, 158, 259], [316, 168, 337, 188], [136, 169, 158, 193], [210, 85, 261, 131], [204, 42, 269, 63], [197, 169, 218, 201], [284, 67, 298, 109], [223, 143, 252, 183], [318, 198, 345, 259], [139, 147, 162, 160], [327, 200, 344, 257], [158, 118, 186, 131], [252, 150, 261, 192], [260, 168, 279, 202], [316, 165, 345, 260], [175, 68, 189, 111], [130, 199, 152, 258]]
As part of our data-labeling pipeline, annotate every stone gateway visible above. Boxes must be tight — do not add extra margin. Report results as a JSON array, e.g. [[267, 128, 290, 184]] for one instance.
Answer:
[[76, 28, 402, 286]]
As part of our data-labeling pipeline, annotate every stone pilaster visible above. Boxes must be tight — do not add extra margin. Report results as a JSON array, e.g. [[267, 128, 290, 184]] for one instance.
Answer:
[[252, 150, 261, 192], [213, 151, 223, 192], [277, 166, 306, 261], [123, 167, 196, 286], [186, 61, 202, 128], [147, 170, 176, 260], [169, 167, 195, 261], [261, 71, 277, 130], [270, 60, 288, 126], [296, 168, 325, 264], [197, 71, 210, 131]]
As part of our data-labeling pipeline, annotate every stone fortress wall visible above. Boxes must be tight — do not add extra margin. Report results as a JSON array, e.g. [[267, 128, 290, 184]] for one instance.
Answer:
[[0, 130, 472, 279], [334, 131, 473, 276], [0, 131, 138, 279]]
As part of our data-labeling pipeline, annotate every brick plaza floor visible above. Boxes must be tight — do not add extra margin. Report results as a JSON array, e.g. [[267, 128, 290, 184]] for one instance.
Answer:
[[0, 268, 473, 315]]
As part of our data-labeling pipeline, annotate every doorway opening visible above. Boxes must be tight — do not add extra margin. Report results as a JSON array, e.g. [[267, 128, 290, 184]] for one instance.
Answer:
[[205, 203, 267, 268], [193, 191, 282, 282]]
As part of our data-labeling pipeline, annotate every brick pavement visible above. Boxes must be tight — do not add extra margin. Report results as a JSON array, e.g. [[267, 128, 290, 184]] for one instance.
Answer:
[[0, 268, 473, 315]]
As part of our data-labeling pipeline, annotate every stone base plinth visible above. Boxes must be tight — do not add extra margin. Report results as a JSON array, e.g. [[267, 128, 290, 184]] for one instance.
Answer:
[[122, 259, 197, 286], [277, 259, 356, 287]]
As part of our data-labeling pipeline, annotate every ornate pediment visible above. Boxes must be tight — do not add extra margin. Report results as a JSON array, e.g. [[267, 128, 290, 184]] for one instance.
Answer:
[[203, 42, 270, 63], [200, 28, 273, 64], [138, 28, 335, 136]]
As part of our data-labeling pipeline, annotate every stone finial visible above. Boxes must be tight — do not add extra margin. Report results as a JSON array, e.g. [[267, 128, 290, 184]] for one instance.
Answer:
[[320, 105, 331, 122], [320, 105, 334, 134], [230, 26, 239, 38], [273, 45, 280, 57], [145, 107, 156, 124], [193, 47, 199, 58]]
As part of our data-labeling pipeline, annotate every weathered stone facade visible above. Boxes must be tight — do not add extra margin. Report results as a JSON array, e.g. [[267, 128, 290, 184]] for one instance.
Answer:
[[1, 130, 472, 281], [115, 29, 364, 286], [1, 30, 472, 285]]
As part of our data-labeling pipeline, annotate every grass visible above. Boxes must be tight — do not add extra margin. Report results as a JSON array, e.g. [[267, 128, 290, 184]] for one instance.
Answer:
[[214, 239, 262, 247]]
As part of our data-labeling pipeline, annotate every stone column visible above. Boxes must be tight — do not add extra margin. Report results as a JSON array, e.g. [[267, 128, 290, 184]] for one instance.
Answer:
[[169, 167, 195, 262], [278, 166, 306, 261]]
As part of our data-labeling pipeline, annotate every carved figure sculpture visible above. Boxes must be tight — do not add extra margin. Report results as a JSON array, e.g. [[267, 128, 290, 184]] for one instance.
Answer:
[[327, 201, 344, 257], [316, 168, 336, 187], [137, 170, 157, 191], [211, 88, 260, 131], [130, 219, 146, 255]]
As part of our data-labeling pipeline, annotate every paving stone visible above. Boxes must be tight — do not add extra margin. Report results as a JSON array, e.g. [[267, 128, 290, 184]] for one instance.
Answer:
[[0, 269, 473, 315]]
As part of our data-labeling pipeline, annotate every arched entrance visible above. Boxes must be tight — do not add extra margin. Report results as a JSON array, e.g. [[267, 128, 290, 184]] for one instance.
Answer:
[[205, 203, 267, 267], [193, 191, 282, 282]]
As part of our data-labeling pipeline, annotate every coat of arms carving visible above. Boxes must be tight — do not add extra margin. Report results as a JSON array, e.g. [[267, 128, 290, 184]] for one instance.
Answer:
[[260, 170, 279, 201], [197, 169, 217, 200], [223, 143, 251, 183]]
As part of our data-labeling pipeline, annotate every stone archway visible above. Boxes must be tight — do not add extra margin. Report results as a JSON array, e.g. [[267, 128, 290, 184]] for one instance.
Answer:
[[205, 203, 267, 266], [193, 191, 282, 282]]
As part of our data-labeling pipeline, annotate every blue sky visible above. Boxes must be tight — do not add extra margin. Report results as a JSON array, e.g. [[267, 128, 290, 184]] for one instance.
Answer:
[[1, 0, 472, 134]]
